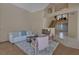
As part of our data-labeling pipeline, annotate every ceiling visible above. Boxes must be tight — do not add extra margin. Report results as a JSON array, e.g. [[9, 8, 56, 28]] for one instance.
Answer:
[[12, 3, 49, 12]]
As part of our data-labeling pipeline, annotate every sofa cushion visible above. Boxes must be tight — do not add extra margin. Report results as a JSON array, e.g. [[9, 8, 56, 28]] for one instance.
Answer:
[[21, 31, 27, 36]]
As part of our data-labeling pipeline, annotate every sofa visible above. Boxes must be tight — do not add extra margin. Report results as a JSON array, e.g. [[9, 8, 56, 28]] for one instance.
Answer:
[[9, 31, 33, 43]]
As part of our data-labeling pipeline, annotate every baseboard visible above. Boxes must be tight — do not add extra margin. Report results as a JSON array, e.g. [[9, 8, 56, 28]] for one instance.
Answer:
[[0, 40, 9, 44]]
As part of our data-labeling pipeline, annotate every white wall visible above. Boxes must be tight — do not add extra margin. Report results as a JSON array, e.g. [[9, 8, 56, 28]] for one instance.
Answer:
[[68, 12, 77, 38], [68, 3, 79, 8], [68, 4, 79, 38], [29, 11, 44, 34], [0, 4, 44, 42]]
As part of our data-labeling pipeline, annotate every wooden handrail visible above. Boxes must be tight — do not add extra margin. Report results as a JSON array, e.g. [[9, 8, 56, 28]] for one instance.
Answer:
[[48, 19, 67, 28]]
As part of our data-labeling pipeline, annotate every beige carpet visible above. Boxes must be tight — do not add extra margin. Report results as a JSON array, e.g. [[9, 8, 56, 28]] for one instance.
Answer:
[[0, 41, 25, 55]]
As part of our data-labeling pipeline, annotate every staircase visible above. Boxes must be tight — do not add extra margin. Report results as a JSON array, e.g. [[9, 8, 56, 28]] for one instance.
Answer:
[[48, 19, 67, 28], [48, 20, 57, 28]]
